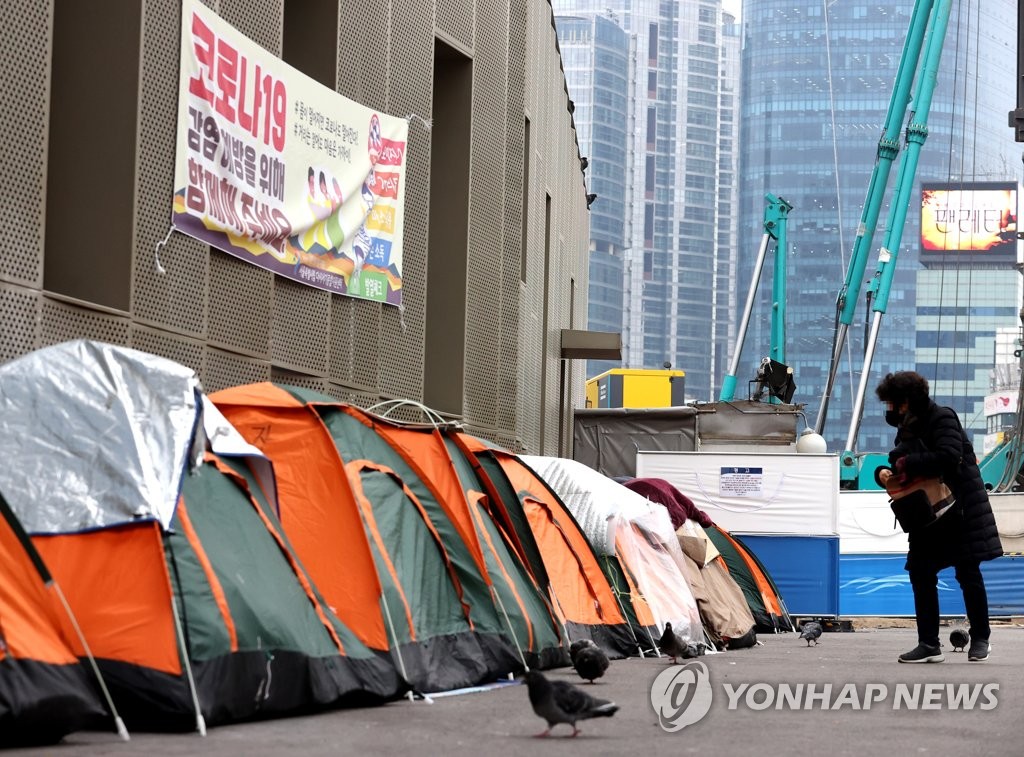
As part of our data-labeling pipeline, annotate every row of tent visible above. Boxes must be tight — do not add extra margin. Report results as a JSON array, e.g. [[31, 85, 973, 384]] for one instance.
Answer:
[[0, 341, 792, 746]]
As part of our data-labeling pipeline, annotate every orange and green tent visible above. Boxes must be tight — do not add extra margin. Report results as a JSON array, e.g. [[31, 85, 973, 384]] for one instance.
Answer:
[[0, 341, 405, 733], [29, 452, 405, 731], [211, 384, 566, 692], [451, 435, 638, 658], [0, 493, 108, 747]]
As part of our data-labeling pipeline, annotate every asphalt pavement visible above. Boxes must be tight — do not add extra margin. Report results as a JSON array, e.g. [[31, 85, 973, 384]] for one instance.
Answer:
[[15, 623, 1024, 756]]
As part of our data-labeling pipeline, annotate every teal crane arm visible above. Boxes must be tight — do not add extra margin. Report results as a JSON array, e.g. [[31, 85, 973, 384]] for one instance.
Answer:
[[719, 193, 792, 401], [814, 0, 945, 446]]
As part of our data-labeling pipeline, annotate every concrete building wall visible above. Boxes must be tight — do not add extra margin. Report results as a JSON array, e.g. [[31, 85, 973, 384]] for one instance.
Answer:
[[0, 0, 590, 455]]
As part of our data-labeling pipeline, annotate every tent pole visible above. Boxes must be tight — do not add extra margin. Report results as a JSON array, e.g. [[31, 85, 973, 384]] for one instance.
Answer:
[[489, 585, 530, 673], [601, 556, 645, 657], [545, 587, 573, 649], [52, 582, 130, 742], [169, 591, 207, 736], [378, 589, 419, 703]]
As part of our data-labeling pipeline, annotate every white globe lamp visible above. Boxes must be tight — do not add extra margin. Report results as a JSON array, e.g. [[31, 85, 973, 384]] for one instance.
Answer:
[[796, 428, 828, 454]]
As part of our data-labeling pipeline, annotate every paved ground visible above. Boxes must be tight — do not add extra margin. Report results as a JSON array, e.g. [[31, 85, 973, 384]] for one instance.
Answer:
[[16, 623, 1024, 756]]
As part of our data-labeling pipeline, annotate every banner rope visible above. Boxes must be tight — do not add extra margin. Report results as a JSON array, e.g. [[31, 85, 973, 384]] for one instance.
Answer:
[[154, 225, 175, 275], [404, 113, 433, 130]]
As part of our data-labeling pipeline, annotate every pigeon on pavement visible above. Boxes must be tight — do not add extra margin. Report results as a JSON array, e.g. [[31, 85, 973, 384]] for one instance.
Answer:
[[569, 638, 598, 666], [523, 670, 618, 737], [658, 622, 687, 663], [573, 645, 609, 683], [799, 621, 823, 647], [682, 641, 706, 659], [949, 628, 970, 652]]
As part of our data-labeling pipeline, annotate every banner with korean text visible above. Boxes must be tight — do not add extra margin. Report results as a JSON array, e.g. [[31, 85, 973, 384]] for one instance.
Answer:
[[172, 0, 407, 304]]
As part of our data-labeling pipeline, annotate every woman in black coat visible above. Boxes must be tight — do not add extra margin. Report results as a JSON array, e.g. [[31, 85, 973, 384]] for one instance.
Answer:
[[875, 371, 1002, 663]]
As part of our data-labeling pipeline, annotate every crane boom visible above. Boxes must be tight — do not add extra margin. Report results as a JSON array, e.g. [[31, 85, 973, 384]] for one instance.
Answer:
[[809, 0, 955, 485]]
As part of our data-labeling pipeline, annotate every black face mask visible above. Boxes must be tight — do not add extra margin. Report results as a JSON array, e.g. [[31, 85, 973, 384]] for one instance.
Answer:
[[884, 409, 902, 427]]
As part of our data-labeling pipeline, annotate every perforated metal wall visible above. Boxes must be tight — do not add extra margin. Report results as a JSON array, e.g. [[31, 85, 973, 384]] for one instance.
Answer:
[[271, 277, 330, 374], [133, 0, 209, 336], [131, 325, 205, 378], [437, 0, 474, 49], [39, 297, 131, 348], [0, 284, 40, 364], [208, 251, 273, 357], [0, 2, 50, 288], [204, 346, 272, 392], [381, 0, 432, 403], [464, 0, 506, 434], [502, 0, 528, 440], [2, 1, 589, 455]]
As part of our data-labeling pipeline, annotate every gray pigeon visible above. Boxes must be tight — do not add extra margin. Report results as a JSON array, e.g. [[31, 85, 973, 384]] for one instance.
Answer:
[[569, 638, 598, 665], [799, 621, 823, 646], [523, 670, 618, 737], [573, 645, 609, 683], [658, 622, 687, 663], [682, 641, 706, 659], [950, 628, 970, 652]]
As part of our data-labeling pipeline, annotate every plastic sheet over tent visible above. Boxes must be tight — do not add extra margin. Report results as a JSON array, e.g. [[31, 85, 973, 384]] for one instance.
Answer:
[[0, 340, 204, 533], [624, 478, 757, 650], [521, 456, 702, 647]]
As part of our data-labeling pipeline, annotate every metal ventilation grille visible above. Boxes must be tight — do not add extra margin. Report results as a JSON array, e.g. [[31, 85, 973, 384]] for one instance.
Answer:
[[40, 297, 130, 348], [0, 283, 40, 363], [328, 294, 355, 383], [133, 0, 209, 336], [203, 346, 271, 392], [500, 0, 528, 439], [337, 0, 390, 110], [463, 0, 505, 433], [437, 0, 474, 49], [270, 367, 327, 394], [1, 3, 50, 287], [130, 325, 205, 378], [335, 387, 386, 410], [380, 3, 432, 403], [271, 277, 330, 374], [220, 0, 283, 54], [351, 300, 383, 388], [208, 251, 273, 357]]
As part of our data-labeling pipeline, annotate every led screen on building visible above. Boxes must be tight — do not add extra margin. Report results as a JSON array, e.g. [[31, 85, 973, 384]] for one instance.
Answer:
[[920, 182, 1018, 262]]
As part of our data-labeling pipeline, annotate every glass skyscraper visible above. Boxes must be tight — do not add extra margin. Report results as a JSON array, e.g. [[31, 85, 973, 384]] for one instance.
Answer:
[[555, 14, 630, 379], [739, 0, 1020, 453], [556, 0, 739, 401]]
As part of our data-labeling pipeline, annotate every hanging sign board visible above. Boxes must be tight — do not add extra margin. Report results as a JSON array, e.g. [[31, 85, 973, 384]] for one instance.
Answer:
[[171, 0, 408, 304]]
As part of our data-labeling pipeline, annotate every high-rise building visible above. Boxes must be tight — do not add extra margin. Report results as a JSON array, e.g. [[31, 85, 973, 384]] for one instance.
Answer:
[[739, 0, 1020, 453], [556, 0, 740, 401], [555, 14, 630, 379]]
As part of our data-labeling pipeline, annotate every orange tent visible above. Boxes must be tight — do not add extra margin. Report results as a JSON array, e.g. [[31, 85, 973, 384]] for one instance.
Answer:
[[454, 437, 639, 658], [211, 384, 565, 693], [0, 341, 404, 733], [0, 494, 108, 746]]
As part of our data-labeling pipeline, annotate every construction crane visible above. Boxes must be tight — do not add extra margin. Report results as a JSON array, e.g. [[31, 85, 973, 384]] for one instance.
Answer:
[[811, 0, 957, 485]]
